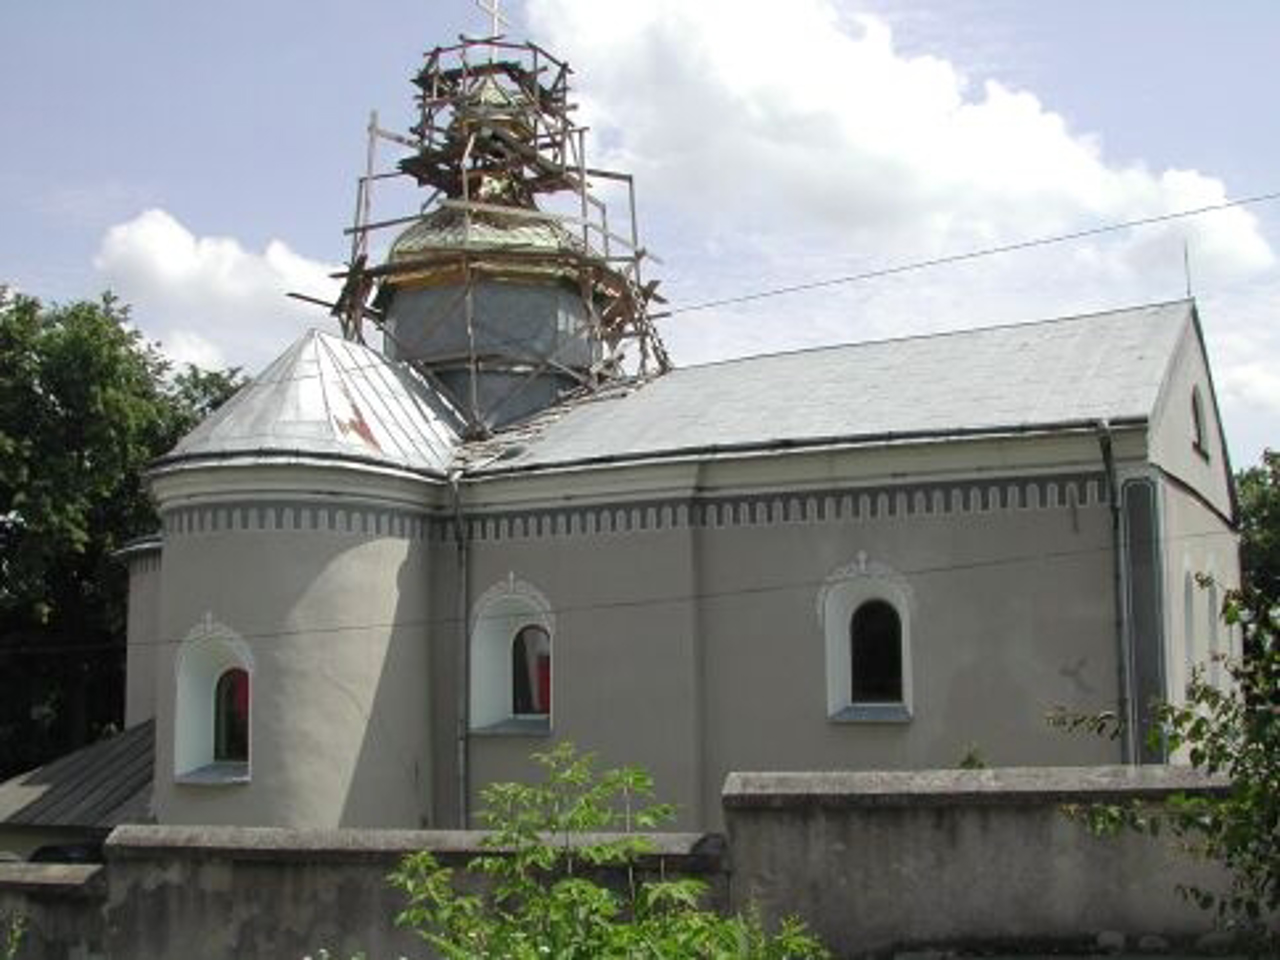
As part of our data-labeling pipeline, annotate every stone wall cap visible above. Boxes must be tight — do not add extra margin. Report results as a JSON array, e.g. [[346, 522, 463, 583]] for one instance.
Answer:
[[0, 862, 105, 899], [104, 825, 724, 868], [721, 765, 1231, 809]]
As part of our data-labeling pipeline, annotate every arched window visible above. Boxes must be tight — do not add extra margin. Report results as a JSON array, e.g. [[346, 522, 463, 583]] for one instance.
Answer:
[[819, 553, 914, 722], [174, 613, 252, 782], [850, 600, 903, 702], [1191, 387, 1208, 458], [511, 625, 551, 716], [214, 668, 250, 762], [470, 575, 554, 732]]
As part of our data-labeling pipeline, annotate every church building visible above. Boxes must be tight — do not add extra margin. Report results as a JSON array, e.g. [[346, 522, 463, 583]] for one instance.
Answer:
[[0, 17, 1240, 842]]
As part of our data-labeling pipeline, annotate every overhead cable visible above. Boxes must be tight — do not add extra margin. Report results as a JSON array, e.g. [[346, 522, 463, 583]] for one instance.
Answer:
[[654, 190, 1280, 319]]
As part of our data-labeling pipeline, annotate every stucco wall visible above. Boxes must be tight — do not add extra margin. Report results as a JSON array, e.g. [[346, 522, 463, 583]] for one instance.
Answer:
[[462, 521, 703, 826], [1161, 478, 1240, 704], [450, 465, 1124, 831], [152, 497, 434, 830], [1147, 315, 1234, 519], [124, 548, 162, 727]]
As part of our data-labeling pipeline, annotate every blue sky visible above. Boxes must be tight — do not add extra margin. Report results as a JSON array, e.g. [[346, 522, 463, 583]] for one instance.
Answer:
[[2, 0, 1276, 465]]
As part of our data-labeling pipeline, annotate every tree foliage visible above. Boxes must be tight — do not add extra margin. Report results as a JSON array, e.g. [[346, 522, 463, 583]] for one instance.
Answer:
[[391, 742, 829, 959], [0, 289, 243, 777], [1237, 449, 1279, 612]]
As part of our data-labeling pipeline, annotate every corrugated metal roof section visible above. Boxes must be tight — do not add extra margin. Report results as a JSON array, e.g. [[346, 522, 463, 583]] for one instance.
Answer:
[[0, 721, 153, 829], [475, 300, 1192, 472], [162, 330, 464, 475], [389, 205, 584, 261]]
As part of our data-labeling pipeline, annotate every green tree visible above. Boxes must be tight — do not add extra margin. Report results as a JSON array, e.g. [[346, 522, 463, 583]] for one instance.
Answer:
[[1237, 449, 1278, 611], [391, 742, 828, 959], [0, 289, 243, 778]]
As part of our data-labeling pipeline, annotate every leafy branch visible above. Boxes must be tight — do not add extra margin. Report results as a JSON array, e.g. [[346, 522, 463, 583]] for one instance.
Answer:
[[390, 742, 828, 959]]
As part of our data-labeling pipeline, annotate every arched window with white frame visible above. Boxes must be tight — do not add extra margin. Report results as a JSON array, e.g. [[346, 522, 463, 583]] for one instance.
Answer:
[[175, 613, 253, 782], [819, 552, 914, 723], [471, 575, 555, 732]]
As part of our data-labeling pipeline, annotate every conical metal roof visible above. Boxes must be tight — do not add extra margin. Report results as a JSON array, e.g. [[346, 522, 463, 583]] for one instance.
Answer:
[[159, 330, 463, 475]]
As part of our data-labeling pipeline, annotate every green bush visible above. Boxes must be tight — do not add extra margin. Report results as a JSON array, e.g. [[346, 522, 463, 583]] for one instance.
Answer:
[[390, 742, 828, 959], [3, 913, 24, 960]]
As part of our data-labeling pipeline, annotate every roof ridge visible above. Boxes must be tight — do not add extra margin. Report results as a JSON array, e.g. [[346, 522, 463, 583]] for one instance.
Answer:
[[668, 298, 1193, 375]]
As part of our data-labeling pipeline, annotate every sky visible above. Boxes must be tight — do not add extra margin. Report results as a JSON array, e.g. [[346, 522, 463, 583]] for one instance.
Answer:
[[1, 0, 1276, 466]]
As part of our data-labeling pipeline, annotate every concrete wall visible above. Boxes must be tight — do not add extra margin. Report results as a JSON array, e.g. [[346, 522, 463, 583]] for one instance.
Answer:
[[0, 766, 1252, 959], [0, 864, 104, 960], [724, 766, 1237, 957], [0, 826, 724, 960]]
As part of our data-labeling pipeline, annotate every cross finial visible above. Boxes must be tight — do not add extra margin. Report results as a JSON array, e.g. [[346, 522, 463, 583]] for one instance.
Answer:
[[474, 0, 509, 36]]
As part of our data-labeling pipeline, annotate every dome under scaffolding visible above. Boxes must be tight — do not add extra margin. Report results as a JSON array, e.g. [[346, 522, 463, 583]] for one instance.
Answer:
[[324, 29, 670, 437]]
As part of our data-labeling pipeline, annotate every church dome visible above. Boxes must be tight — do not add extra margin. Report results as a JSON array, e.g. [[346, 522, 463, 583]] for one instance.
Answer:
[[154, 329, 463, 476], [387, 204, 584, 265]]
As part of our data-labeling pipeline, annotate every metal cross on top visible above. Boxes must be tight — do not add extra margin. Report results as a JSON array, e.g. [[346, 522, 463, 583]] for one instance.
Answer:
[[474, 0, 509, 36]]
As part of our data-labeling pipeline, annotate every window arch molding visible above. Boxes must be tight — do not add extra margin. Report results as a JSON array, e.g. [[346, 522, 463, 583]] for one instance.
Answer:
[[470, 573, 555, 732], [174, 612, 254, 781], [817, 551, 915, 722]]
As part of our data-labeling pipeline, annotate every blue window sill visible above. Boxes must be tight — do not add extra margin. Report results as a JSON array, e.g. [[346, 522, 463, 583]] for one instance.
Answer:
[[830, 703, 912, 724], [471, 717, 552, 737], [176, 761, 250, 785]]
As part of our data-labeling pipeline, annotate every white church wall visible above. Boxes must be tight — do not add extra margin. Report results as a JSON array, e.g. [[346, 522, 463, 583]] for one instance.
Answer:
[[445, 448, 1129, 831], [1159, 477, 1240, 707], [151, 486, 435, 830], [691, 479, 1123, 825], [1147, 313, 1235, 520], [461, 521, 704, 827]]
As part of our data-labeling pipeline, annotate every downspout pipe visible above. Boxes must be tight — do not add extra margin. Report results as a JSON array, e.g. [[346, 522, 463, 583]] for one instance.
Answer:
[[1095, 419, 1135, 763], [447, 470, 470, 826]]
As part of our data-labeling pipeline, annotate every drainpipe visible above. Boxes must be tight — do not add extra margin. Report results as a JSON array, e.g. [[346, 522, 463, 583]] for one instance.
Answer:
[[1095, 420, 1135, 763], [448, 470, 470, 825]]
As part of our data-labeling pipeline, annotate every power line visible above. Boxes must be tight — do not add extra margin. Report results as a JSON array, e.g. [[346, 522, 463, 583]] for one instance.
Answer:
[[654, 190, 1280, 319], [128, 193, 1280, 394], [0, 525, 1238, 657]]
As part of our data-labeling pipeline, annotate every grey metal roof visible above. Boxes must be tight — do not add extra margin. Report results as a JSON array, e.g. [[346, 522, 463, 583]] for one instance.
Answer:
[[0, 721, 153, 830], [160, 330, 463, 475], [472, 300, 1193, 473]]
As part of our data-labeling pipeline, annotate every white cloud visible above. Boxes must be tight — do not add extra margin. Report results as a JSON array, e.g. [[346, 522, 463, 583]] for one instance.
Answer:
[[94, 208, 341, 373], [526, 0, 1278, 464], [528, 0, 1270, 276]]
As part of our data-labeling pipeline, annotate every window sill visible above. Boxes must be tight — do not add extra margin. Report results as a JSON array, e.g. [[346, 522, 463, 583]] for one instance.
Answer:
[[470, 717, 552, 737], [176, 761, 250, 785], [830, 703, 912, 724]]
